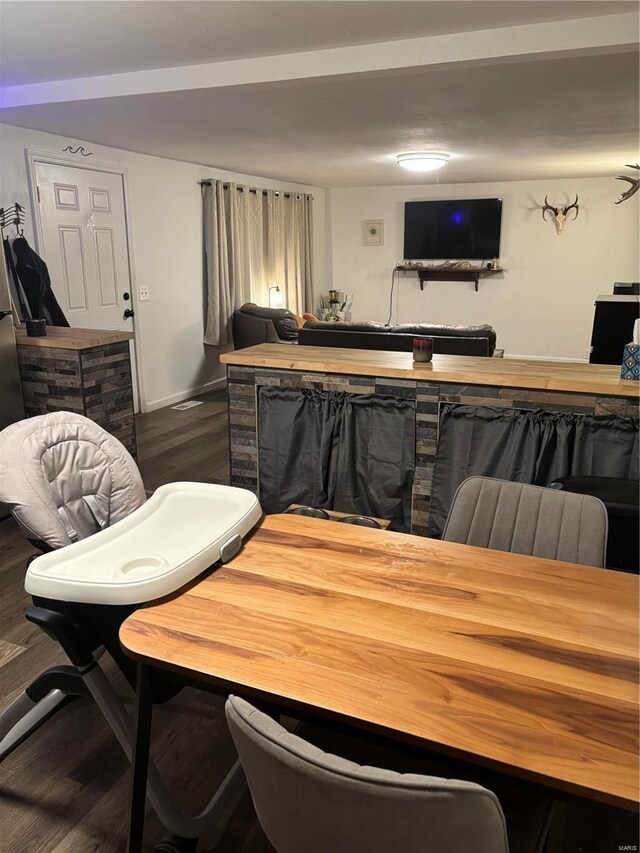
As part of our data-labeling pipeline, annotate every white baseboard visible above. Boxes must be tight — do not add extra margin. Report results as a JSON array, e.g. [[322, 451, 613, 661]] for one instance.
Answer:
[[505, 353, 589, 363], [143, 377, 227, 413]]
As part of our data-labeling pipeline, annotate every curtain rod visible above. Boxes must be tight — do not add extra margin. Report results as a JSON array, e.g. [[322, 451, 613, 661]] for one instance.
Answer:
[[199, 180, 312, 200]]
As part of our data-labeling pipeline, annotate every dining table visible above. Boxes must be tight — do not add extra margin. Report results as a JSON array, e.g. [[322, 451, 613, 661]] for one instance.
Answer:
[[120, 513, 639, 852]]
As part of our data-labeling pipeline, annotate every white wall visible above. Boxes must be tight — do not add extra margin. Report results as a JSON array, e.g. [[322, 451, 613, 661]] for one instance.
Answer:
[[328, 178, 639, 360], [0, 122, 327, 410]]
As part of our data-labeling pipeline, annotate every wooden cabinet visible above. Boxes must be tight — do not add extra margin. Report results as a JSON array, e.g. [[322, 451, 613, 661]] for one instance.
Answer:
[[16, 327, 137, 456]]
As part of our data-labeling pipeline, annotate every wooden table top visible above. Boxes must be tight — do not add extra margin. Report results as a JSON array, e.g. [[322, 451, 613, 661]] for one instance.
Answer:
[[120, 515, 640, 809], [221, 344, 639, 398], [15, 325, 134, 350]]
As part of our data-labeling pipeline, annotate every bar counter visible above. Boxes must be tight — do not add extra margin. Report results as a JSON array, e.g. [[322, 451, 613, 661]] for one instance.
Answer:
[[221, 345, 639, 536], [221, 344, 638, 398]]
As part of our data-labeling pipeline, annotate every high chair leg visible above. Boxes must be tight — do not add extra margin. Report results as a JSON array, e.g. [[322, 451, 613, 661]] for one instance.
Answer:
[[0, 688, 71, 761], [83, 661, 246, 842], [0, 663, 91, 761]]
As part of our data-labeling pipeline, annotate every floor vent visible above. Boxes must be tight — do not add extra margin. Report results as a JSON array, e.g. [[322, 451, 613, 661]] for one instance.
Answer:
[[172, 400, 204, 411]]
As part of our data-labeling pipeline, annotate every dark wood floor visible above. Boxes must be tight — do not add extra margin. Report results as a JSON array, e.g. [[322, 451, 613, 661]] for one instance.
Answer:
[[0, 390, 637, 852], [136, 390, 231, 491], [0, 390, 275, 853]]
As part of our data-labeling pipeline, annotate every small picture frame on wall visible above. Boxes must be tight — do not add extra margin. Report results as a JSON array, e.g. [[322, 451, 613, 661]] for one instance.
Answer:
[[362, 219, 384, 246]]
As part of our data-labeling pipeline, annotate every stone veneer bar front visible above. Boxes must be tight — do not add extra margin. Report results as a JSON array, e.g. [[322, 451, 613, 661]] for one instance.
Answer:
[[15, 326, 137, 457], [221, 344, 639, 536]]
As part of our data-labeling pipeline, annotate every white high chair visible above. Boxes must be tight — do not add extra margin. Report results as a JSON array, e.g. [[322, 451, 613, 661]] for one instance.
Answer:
[[0, 412, 262, 853]]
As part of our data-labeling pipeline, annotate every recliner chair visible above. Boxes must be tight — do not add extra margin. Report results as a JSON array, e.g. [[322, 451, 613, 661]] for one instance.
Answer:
[[232, 303, 299, 349]]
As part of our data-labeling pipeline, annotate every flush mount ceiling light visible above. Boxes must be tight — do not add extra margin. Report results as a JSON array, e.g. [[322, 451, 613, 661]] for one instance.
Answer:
[[396, 152, 450, 173]]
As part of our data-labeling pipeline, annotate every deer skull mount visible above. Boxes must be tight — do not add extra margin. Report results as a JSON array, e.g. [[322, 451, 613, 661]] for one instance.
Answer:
[[541, 195, 579, 234], [615, 164, 639, 205]]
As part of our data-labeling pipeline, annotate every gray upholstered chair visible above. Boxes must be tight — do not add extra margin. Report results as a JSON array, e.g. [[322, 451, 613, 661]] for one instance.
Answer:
[[226, 695, 512, 853], [442, 477, 608, 567]]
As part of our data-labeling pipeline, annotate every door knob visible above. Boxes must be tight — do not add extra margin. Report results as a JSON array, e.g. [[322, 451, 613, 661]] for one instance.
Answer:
[[124, 308, 135, 319]]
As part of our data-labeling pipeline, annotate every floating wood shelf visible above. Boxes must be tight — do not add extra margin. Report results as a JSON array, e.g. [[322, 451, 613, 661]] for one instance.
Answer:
[[396, 265, 505, 292]]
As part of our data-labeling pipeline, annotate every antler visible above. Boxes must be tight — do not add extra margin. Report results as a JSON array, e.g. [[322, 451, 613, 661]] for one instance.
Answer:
[[541, 195, 558, 221], [564, 194, 579, 219], [615, 164, 639, 205]]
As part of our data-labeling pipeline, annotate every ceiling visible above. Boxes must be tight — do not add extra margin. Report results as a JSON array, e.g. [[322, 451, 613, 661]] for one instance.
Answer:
[[1, 1, 638, 187], [0, 1, 633, 85]]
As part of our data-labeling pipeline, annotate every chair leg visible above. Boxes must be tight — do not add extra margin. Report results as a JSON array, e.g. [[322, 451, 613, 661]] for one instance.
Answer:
[[1, 639, 245, 844], [155, 836, 198, 853], [0, 664, 89, 762], [0, 689, 72, 761], [83, 663, 246, 842], [537, 800, 557, 853]]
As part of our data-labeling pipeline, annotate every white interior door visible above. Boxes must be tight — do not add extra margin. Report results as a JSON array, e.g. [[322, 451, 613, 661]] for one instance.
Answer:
[[35, 162, 133, 331], [34, 160, 140, 409]]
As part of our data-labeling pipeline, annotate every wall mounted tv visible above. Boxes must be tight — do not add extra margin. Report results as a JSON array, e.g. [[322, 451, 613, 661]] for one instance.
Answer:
[[403, 198, 503, 261]]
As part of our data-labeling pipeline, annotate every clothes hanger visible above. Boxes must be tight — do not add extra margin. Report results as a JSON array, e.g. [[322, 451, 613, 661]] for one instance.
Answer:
[[0, 203, 26, 238]]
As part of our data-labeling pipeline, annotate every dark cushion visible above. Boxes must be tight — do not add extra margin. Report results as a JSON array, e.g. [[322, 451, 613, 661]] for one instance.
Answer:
[[551, 476, 640, 516], [298, 328, 490, 356], [303, 320, 391, 333], [240, 303, 299, 341], [391, 324, 496, 354]]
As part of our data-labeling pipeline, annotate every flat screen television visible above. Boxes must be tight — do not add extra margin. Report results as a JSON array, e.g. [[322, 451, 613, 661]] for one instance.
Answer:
[[403, 198, 502, 261]]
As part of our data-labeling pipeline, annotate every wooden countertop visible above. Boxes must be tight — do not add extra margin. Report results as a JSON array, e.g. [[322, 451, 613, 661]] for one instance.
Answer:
[[15, 325, 134, 350], [221, 344, 639, 398], [121, 514, 639, 809]]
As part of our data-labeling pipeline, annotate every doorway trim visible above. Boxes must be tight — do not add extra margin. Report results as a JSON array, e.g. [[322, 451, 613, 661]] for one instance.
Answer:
[[25, 148, 147, 413]]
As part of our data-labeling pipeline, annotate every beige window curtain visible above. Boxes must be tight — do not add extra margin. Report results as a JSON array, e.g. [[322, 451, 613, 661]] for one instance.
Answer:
[[264, 189, 314, 318], [203, 180, 313, 346]]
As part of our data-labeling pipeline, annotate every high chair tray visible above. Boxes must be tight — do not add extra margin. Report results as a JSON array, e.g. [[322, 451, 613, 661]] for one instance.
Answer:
[[26, 482, 262, 605]]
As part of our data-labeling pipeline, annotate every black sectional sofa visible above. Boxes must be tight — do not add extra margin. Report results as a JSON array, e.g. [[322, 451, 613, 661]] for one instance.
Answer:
[[232, 305, 499, 357], [299, 320, 498, 357]]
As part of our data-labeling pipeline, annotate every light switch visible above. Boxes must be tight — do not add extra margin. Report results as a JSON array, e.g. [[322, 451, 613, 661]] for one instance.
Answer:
[[138, 286, 150, 301]]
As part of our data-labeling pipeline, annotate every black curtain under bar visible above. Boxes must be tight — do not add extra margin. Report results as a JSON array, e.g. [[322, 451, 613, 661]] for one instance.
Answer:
[[428, 404, 639, 537], [258, 387, 416, 532]]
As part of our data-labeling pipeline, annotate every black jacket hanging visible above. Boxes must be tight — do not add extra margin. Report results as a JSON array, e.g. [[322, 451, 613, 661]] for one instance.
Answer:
[[3, 238, 30, 319], [11, 237, 69, 327]]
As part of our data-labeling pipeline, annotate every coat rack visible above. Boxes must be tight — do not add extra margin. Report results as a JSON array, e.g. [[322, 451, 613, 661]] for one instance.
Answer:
[[0, 202, 26, 237]]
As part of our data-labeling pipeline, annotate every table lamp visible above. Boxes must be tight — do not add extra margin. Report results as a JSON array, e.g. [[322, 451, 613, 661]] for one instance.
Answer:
[[269, 286, 283, 307]]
